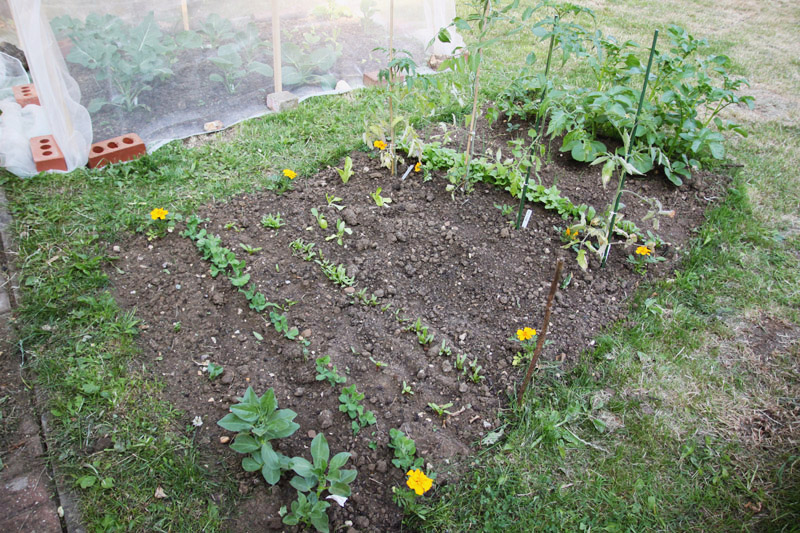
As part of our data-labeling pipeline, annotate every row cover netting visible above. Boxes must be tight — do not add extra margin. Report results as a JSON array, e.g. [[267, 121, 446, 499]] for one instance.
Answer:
[[1, 0, 460, 175]]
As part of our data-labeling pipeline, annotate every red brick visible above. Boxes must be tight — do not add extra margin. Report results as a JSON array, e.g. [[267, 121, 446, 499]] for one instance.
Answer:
[[29, 135, 67, 172], [88, 133, 146, 168], [13, 84, 40, 107]]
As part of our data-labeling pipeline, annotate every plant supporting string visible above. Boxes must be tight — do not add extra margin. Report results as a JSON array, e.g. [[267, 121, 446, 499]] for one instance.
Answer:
[[514, 16, 558, 230], [601, 30, 659, 268], [518, 258, 563, 401]]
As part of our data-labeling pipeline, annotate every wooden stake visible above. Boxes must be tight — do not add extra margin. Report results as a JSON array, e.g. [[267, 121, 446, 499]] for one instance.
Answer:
[[180, 0, 190, 31], [272, 0, 282, 93], [388, 0, 396, 176], [518, 259, 563, 401]]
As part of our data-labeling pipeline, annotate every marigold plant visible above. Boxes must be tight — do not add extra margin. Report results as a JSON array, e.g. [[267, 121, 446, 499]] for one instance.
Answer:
[[373, 140, 387, 150], [283, 168, 297, 179], [516, 327, 536, 342], [405, 469, 433, 495], [635, 245, 652, 256], [150, 208, 168, 220]]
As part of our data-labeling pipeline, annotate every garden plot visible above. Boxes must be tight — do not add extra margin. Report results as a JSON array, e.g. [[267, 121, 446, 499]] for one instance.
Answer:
[[109, 137, 722, 530]]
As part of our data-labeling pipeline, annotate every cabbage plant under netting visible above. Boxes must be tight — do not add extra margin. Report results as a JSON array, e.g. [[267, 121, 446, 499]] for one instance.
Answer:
[[1, 0, 461, 175]]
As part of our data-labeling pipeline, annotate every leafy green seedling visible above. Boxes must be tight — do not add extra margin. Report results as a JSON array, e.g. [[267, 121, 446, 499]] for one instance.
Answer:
[[401, 381, 414, 395], [325, 219, 352, 246], [370, 187, 392, 207], [369, 357, 387, 370], [217, 387, 299, 485], [239, 243, 262, 255], [310, 208, 328, 229], [290, 238, 317, 261], [388, 428, 424, 470], [427, 402, 454, 417], [325, 194, 345, 211], [338, 385, 376, 434], [172, 321, 181, 332], [316, 258, 355, 287], [494, 203, 514, 217], [438, 339, 452, 357], [455, 353, 467, 372], [315, 356, 347, 387], [284, 433, 357, 533], [468, 359, 484, 383], [336, 156, 354, 184], [261, 213, 285, 229], [207, 362, 224, 380]]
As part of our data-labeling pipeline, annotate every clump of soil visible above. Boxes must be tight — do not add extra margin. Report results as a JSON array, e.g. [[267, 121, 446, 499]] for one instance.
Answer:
[[109, 132, 724, 531]]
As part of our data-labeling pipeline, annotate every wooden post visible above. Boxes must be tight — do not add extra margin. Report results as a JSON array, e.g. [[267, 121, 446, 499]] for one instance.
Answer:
[[517, 259, 563, 401], [272, 0, 282, 93], [180, 0, 190, 31]]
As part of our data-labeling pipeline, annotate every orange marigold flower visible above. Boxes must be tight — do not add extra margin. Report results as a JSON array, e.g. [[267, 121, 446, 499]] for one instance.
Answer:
[[373, 140, 387, 150], [414, 161, 422, 172], [635, 245, 652, 256]]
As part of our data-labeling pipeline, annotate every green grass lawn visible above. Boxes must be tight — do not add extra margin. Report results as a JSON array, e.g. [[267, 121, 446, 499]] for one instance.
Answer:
[[2, 0, 798, 531]]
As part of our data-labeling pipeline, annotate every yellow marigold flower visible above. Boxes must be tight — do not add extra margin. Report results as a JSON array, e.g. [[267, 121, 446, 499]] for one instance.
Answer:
[[406, 469, 433, 496], [516, 327, 536, 341], [150, 208, 168, 220], [373, 140, 387, 150], [635, 245, 652, 256], [283, 169, 297, 179], [414, 161, 422, 172]]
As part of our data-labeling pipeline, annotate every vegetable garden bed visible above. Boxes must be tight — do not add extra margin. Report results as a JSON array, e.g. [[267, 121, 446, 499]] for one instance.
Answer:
[[108, 117, 724, 530]]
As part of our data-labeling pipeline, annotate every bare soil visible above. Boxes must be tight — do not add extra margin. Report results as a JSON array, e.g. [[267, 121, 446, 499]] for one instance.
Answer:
[[108, 125, 726, 531]]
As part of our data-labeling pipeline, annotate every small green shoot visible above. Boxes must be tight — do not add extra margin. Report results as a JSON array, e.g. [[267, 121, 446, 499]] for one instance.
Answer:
[[261, 213, 285, 229], [369, 357, 387, 370], [338, 385, 376, 434], [325, 219, 352, 245], [325, 193, 345, 210], [206, 362, 224, 380], [315, 356, 347, 387], [310, 208, 328, 229], [336, 156, 354, 183], [239, 243, 263, 255], [427, 402, 454, 417], [370, 187, 392, 207], [401, 381, 414, 395]]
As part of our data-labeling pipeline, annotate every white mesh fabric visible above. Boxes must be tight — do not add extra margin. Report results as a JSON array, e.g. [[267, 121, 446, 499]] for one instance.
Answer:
[[8, 0, 92, 173], [6, 0, 459, 169]]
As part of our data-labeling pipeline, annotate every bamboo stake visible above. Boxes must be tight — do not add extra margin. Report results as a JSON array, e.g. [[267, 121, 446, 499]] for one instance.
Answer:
[[272, 0, 282, 93], [515, 16, 558, 229], [517, 259, 563, 401], [461, 0, 491, 191], [180, 0, 190, 31], [601, 30, 659, 268], [388, 0, 396, 177]]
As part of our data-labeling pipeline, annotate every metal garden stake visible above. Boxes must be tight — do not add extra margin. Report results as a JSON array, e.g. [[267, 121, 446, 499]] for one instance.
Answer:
[[601, 30, 659, 267]]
